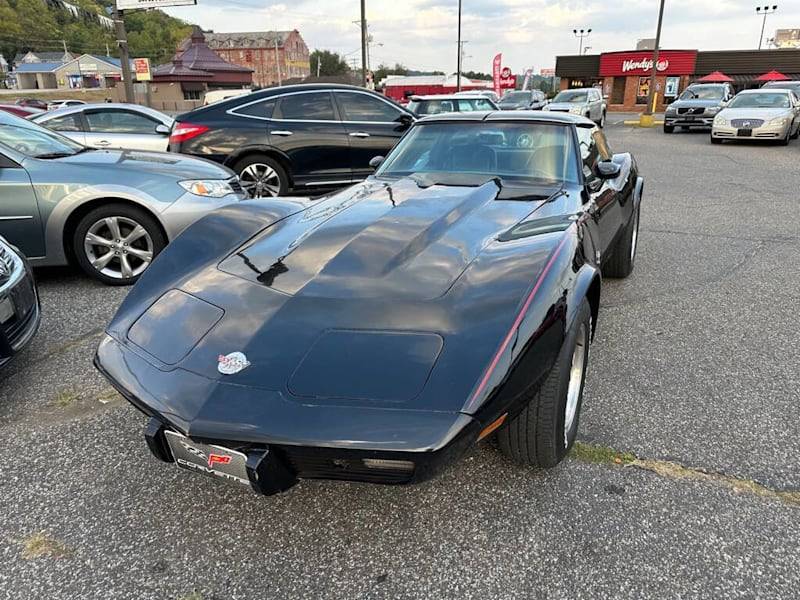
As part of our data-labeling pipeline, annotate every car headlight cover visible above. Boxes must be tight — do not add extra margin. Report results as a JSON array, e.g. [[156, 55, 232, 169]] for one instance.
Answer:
[[769, 116, 789, 126], [179, 179, 235, 198], [706, 107, 720, 115], [714, 115, 727, 126]]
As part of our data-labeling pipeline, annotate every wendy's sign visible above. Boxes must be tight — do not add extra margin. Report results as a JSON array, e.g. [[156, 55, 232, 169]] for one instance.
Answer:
[[599, 50, 697, 77]]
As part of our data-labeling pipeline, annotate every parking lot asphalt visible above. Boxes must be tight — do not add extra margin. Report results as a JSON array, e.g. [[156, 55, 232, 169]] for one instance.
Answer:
[[1, 124, 798, 600]]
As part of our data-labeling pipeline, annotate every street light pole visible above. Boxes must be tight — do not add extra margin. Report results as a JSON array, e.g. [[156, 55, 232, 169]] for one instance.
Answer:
[[572, 28, 591, 55], [644, 0, 665, 118], [456, 0, 462, 91], [756, 5, 778, 50], [360, 0, 367, 87]]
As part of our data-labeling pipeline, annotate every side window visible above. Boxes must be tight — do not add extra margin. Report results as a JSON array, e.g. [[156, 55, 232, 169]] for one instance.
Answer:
[[337, 92, 401, 122], [43, 114, 82, 132], [276, 92, 336, 121], [232, 98, 276, 119], [576, 126, 600, 180], [86, 110, 158, 134], [473, 98, 495, 111]]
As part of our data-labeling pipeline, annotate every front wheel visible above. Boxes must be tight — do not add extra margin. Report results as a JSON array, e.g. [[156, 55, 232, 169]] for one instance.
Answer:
[[497, 299, 591, 468], [663, 124, 674, 133], [598, 111, 606, 128], [603, 203, 640, 278], [710, 135, 722, 144], [73, 204, 166, 286]]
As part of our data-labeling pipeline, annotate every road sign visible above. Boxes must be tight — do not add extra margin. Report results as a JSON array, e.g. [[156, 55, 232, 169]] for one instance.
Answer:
[[117, 0, 196, 9]]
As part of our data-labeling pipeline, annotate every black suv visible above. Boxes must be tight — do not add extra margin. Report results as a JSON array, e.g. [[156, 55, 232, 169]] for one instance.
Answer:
[[170, 84, 415, 197]]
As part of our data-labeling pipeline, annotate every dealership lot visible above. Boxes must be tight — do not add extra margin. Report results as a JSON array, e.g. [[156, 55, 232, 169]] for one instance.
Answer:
[[1, 125, 798, 599]]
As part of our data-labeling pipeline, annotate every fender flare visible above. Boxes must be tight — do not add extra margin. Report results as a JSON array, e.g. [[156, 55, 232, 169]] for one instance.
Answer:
[[568, 263, 601, 341], [634, 176, 644, 210]]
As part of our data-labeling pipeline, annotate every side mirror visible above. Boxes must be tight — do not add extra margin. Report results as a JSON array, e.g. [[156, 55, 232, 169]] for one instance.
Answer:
[[155, 124, 171, 135], [397, 113, 414, 127], [595, 160, 620, 180], [369, 156, 384, 169]]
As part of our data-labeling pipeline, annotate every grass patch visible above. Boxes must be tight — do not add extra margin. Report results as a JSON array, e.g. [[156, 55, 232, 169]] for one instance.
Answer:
[[95, 387, 120, 405], [570, 441, 636, 465], [53, 389, 80, 408], [177, 592, 203, 600], [21, 531, 69, 559]]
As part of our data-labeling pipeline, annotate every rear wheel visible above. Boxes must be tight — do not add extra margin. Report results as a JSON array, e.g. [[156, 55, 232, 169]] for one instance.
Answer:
[[597, 111, 606, 128], [603, 203, 640, 278], [234, 154, 288, 198], [497, 299, 591, 468], [73, 204, 166, 286]]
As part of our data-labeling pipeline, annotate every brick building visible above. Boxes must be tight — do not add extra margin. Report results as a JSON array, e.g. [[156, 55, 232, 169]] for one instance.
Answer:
[[204, 30, 310, 88]]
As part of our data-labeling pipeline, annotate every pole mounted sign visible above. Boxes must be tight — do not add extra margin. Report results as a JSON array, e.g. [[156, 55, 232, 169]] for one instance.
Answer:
[[499, 67, 516, 89], [116, 0, 196, 9], [133, 58, 151, 81]]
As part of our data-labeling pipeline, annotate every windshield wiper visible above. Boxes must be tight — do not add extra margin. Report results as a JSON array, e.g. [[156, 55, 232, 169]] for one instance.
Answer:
[[34, 152, 76, 159]]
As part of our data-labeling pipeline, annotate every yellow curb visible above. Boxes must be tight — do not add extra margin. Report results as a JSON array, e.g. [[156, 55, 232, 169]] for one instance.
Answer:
[[623, 120, 665, 126]]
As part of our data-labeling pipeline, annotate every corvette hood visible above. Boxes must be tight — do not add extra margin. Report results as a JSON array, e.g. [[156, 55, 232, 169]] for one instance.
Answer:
[[109, 178, 572, 415]]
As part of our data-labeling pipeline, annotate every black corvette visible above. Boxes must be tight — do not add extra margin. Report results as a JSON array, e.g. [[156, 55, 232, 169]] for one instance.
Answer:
[[96, 111, 643, 496]]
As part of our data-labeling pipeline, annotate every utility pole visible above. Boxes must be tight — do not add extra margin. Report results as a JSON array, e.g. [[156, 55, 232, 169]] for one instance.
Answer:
[[456, 0, 462, 91], [274, 38, 282, 86], [643, 0, 666, 121], [316, 55, 321, 77], [360, 0, 367, 86], [113, 1, 134, 103], [756, 5, 778, 50]]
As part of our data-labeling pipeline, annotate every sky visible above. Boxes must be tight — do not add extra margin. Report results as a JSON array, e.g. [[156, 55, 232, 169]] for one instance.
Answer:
[[165, 0, 800, 75]]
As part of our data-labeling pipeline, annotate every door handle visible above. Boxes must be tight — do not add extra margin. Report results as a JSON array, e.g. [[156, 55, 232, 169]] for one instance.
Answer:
[[271, 130, 293, 136], [349, 132, 370, 138], [95, 140, 111, 147]]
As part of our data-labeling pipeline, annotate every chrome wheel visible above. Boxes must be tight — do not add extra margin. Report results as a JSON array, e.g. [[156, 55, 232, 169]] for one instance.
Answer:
[[239, 162, 281, 198], [83, 216, 154, 281], [564, 322, 587, 446], [630, 207, 640, 263]]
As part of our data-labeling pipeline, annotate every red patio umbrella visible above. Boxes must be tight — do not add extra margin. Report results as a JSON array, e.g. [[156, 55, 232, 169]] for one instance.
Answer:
[[697, 71, 734, 83], [756, 70, 790, 82]]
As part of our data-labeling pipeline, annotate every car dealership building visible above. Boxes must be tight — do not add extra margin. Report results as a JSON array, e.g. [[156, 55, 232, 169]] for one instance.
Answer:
[[556, 48, 800, 111]]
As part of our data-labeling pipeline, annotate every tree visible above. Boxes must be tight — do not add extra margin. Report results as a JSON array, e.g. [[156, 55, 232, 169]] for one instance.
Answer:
[[309, 50, 349, 77], [373, 62, 408, 84], [462, 70, 491, 81]]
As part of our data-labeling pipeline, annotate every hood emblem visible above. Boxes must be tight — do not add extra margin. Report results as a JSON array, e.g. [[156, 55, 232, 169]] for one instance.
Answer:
[[218, 352, 251, 375]]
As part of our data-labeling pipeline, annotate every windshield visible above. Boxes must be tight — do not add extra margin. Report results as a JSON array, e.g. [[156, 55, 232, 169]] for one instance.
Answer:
[[763, 81, 800, 92], [727, 92, 791, 109], [376, 122, 579, 185], [0, 119, 85, 158], [680, 85, 724, 100], [553, 91, 589, 103], [500, 92, 530, 104]]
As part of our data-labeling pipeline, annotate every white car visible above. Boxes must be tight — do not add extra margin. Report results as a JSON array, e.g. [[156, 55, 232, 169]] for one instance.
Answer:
[[30, 103, 174, 152], [46, 99, 86, 111], [711, 89, 800, 145]]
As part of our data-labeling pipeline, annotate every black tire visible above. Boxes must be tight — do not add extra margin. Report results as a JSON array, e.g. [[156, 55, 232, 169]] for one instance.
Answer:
[[234, 154, 289, 198], [663, 124, 674, 133], [710, 135, 722, 144], [780, 129, 791, 146], [72, 203, 167, 286], [791, 125, 799, 140], [597, 111, 606, 128], [497, 299, 591, 468], [603, 203, 640, 278]]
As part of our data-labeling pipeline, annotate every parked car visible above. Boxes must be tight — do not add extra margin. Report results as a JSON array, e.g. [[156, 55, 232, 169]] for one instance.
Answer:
[[0, 236, 40, 370], [455, 89, 500, 104], [0, 104, 43, 118], [96, 111, 644, 497], [15, 98, 48, 111], [761, 80, 800, 95], [543, 88, 606, 127], [711, 88, 800, 145], [31, 103, 174, 152], [169, 84, 416, 198], [47, 99, 86, 111], [407, 94, 498, 115], [663, 83, 734, 133], [497, 89, 547, 110], [203, 88, 251, 106], [0, 111, 245, 285]]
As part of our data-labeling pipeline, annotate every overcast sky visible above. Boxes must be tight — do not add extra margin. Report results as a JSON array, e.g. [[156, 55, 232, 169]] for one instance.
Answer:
[[165, 0, 800, 74]]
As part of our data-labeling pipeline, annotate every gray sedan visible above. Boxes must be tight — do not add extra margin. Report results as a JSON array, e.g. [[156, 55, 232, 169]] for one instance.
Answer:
[[30, 103, 174, 152], [0, 111, 244, 285], [711, 89, 800, 144]]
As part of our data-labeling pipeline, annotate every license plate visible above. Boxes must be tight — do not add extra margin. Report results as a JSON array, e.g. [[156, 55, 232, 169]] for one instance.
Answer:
[[685, 116, 695, 122], [737, 128, 753, 137], [164, 430, 251, 487], [0, 297, 14, 323]]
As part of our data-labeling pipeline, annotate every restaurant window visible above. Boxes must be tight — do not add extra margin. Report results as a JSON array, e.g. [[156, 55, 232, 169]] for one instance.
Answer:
[[636, 77, 650, 104]]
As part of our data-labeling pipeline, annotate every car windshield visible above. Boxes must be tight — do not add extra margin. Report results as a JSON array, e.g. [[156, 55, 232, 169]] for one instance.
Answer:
[[763, 82, 800, 92], [376, 122, 579, 185], [500, 92, 530, 103], [727, 92, 790, 109], [680, 86, 724, 100], [0, 119, 86, 158], [553, 91, 588, 103]]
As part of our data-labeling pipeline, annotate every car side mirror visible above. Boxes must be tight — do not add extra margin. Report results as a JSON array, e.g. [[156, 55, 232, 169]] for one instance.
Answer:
[[369, 156, 384, 169], [595, 160, 620, 180], [397, 113, 414, 127], [155, 124, 171, 135]]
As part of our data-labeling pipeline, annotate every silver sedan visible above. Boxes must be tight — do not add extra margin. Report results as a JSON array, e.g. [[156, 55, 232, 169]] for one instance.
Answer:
[[0, 111, 244, 285], [30, 103, 174, 152], [711, 89, 800, 144]]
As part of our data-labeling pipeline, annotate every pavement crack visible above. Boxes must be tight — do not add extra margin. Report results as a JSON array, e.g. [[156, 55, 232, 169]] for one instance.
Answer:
[[641, 227, 798, 244], [570, 441, 800, 507]]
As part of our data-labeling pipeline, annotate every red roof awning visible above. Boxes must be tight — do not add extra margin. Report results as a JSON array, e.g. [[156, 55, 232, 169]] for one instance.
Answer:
[[756, 70, 790, 82], [697, 70, 733, 83]]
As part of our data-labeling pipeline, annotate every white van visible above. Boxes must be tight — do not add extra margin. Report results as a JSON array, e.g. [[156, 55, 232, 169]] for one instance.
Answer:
[[203, 88, 252, 106]]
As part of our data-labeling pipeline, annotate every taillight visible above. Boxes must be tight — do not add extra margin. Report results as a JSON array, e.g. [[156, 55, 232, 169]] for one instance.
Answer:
[[169, 122, 210, 145]]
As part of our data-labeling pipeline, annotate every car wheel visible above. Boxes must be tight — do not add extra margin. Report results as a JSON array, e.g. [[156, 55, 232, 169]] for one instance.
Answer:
[[663, 124, 674, 133], [235, 154, 288, 198], [598, 111, 606, 128], [603, 203, 640, 278], [780, 129, 791, 146], [497, 299, 591, 468], [710, 135, 722, 144], [73, 204, 166, 286]]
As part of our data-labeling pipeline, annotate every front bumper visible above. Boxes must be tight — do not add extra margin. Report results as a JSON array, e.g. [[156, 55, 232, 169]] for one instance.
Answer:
[[94, 334, 481, 495], [711, 121, 790, 140], [0, 251, 41, 369], [160, 189, 246, 240], [664, 113, 715, 127]]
